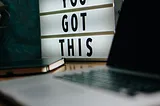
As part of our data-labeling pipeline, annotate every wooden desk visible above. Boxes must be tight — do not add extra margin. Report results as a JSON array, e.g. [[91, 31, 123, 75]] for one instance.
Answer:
[[0, 62, 106, 81]]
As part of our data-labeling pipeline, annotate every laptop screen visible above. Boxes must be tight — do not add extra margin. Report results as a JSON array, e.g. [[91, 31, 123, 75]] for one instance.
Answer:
[[107, 0, 158, 74], [107, 0, 136, 69]]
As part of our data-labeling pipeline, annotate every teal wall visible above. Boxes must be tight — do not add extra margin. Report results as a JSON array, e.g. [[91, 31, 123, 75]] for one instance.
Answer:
[[0, 0, 41, 62]]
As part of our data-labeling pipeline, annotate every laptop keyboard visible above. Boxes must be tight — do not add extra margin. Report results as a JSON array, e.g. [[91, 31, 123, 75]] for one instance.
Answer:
[[54, 67, 160, 96]]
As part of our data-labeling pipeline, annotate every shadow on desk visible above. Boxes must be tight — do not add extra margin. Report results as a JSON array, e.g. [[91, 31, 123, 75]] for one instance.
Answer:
[[0, 91, 22, 106]]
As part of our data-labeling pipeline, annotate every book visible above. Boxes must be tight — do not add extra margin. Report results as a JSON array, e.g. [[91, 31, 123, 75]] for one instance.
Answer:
[[0, 57, 65, 76]]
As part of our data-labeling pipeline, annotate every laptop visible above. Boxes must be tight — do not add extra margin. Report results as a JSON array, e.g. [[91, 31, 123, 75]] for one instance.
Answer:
[[55, 0, 160, 95], [0, 0, 160, 105]]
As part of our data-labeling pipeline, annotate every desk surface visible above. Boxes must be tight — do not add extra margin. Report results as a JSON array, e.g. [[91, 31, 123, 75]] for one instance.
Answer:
[[0, 62, 106, 106]]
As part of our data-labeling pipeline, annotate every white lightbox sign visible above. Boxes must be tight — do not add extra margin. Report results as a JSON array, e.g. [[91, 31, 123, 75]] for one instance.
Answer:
[[40, 8, 115, 36], [39, 0, 115, 61], [41, 35, 113, 59], [39, 0, 113, 13]]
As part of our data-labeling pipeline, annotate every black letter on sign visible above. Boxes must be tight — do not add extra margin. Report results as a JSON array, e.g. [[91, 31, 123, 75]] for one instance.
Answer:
[[80, 0, 86, 5], [68, 39, 74, 56], [70, 0, 77, 7], [62, 15, 68, 32], [63, 0, 66, 8], [86, 38, 93, 57], [80, 13, 87, 31], [71, 14, 78, 32], [59, 39, 65, 56], [78, 38, 82, 56]]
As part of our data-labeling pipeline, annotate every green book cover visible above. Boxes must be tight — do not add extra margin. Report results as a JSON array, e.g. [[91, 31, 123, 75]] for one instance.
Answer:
[[0, 0, 41, 62]]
